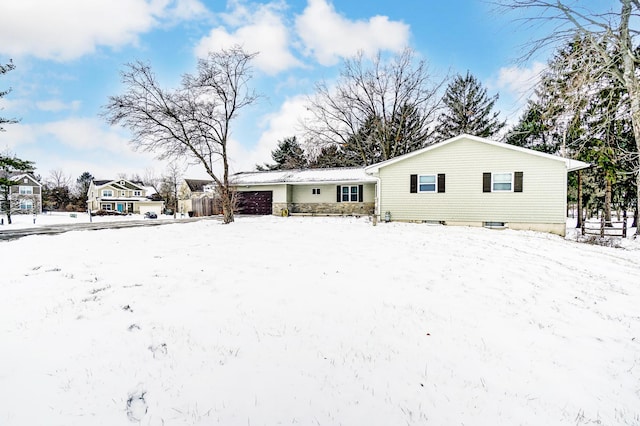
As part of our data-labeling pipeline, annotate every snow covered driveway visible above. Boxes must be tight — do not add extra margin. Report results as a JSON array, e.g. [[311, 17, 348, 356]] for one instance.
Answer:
[[1, 216, 638, 425]]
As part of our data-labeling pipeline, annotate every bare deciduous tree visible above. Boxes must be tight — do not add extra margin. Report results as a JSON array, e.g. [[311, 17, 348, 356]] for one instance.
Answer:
[[498, 0, 640, 235], [161, 161, 185, 219], [103, 46, 259, 224], [304, 48, 446, 165], [46, 169, 72, 189]]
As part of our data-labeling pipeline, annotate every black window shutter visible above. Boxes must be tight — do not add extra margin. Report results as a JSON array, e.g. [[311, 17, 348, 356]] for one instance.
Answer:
[[358, 185, 363, 202], [410, 174, 417, 193], [336, 185, 341, 202], [437, 174, 445, 193], [514, 172, 523, 192], [483, 173, 491, 192]]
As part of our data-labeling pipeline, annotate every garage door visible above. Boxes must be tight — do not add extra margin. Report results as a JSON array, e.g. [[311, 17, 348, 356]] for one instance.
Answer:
[[236, 191, 273, 215]]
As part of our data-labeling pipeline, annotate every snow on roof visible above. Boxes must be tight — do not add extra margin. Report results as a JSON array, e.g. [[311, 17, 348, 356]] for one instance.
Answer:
[[231, 167, 377, 185]]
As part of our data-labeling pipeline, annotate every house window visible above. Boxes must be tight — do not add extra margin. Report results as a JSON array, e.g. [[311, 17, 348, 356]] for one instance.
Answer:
[[410, 174, 445, 193], [341, 185, 358, 202], [19, 186, 33, 195], [101, 203, 112, 210], [134, 190, 141, 196], [492, 173, 513, 192], [102, 189, 113, 197], [483, 172, 523, 193], [312, 188, 321, 195], [337, 185, 363, 202], [418, 175, 436, 192], [19, 199, 33, 210], [121, 191, 126, 196]]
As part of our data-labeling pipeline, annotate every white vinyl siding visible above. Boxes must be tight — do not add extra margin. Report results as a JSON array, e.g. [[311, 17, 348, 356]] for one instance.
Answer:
[[377, 137, 567, 225]]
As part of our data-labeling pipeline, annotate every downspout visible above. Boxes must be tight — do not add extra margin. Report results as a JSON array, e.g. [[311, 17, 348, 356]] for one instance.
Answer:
[[364, 166, 381, 221], [375, 175, 381, 221]]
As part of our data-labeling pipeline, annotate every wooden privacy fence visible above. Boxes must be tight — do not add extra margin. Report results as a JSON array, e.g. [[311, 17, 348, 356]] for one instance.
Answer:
[[581, 212, 628, 238], [191, 196, 221, 217]]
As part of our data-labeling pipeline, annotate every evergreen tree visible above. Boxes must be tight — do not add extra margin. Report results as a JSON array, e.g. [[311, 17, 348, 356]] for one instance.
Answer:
[[258, 136, 308, 170], [1, 60, 18, 132], [506, 100, 561, 154], [434, 71, 505, 139], [0, 153, 35, 224], [309, 145, 359, 168], [75, 172, 94, 209]]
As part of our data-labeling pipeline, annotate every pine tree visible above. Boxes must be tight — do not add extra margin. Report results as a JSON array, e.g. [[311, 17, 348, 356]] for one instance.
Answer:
[[258, 136, 308, 170], [434, 71, 505, 139], [0, 60, 18, 132], [1, 153, 35, 225]]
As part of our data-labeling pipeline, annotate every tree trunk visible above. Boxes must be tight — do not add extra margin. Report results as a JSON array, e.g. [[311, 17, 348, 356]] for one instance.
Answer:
[[220, 187, 234, 224], [604, 178, 612, 226], [576, 170, 583, 228]]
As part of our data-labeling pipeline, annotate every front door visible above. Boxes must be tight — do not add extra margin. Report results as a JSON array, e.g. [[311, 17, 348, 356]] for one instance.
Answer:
[[116, 203, 124, 212]]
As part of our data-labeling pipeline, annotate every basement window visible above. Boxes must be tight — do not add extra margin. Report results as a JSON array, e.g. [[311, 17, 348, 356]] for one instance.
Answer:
[[484, 221, 506, 229]]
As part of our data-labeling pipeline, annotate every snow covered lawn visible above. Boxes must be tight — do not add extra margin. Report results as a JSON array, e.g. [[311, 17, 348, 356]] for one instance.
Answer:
[[1, 216, 639, 425]]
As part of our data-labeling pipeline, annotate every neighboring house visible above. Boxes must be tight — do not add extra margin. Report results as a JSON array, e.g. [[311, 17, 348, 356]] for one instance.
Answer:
[[231, 168, 377, 216], [178, 179, 217, 217], [2, 173, 43, 214], [364, 134, 590, 235], [87, 179, 164, 215]]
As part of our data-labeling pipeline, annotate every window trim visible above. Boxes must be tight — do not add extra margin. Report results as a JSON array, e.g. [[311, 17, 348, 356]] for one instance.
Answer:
[[341, 185, 359, 202], [19, 199, 33, 210], [337, 185, 363, 203], [133, 190, 141, 196], [491, 172, 514, 192], [19, 186, 33, 195], [417, 174, 437, 193], [102, 189, 114, 197]]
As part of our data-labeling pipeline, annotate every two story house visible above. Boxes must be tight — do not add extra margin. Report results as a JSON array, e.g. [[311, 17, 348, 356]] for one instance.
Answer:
[[87, 179, 164, 215], [2, 173, 43, 214]]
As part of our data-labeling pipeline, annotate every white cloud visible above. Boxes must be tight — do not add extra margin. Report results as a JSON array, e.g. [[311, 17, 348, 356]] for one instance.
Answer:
[[0, 0, 207, 61], [2, 119, 159, 179], [35, 100, 82, 112], [227, 95, 311, 173], [295, 0, 410, 66], [195, 2, 301, 75], [488, 61, 547, 123], [490, 62, 546, 99]]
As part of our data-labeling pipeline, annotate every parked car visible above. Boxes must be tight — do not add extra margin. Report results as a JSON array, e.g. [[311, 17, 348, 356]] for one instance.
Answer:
[[144, 211, 158, 219]]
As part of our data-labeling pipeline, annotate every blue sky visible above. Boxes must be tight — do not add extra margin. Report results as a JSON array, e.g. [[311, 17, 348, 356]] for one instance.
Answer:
[[0, 0, 551, 181]]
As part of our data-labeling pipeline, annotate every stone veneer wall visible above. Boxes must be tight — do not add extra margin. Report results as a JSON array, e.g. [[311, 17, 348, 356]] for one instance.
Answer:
[[273, 202, 374, 216]]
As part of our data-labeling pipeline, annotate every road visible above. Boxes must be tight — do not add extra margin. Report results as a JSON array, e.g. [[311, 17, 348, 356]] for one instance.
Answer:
[[0, 216, 221, 241]]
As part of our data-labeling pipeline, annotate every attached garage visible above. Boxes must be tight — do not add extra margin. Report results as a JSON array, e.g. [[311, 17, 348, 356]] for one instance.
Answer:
[[236, 191, 273, 215]]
